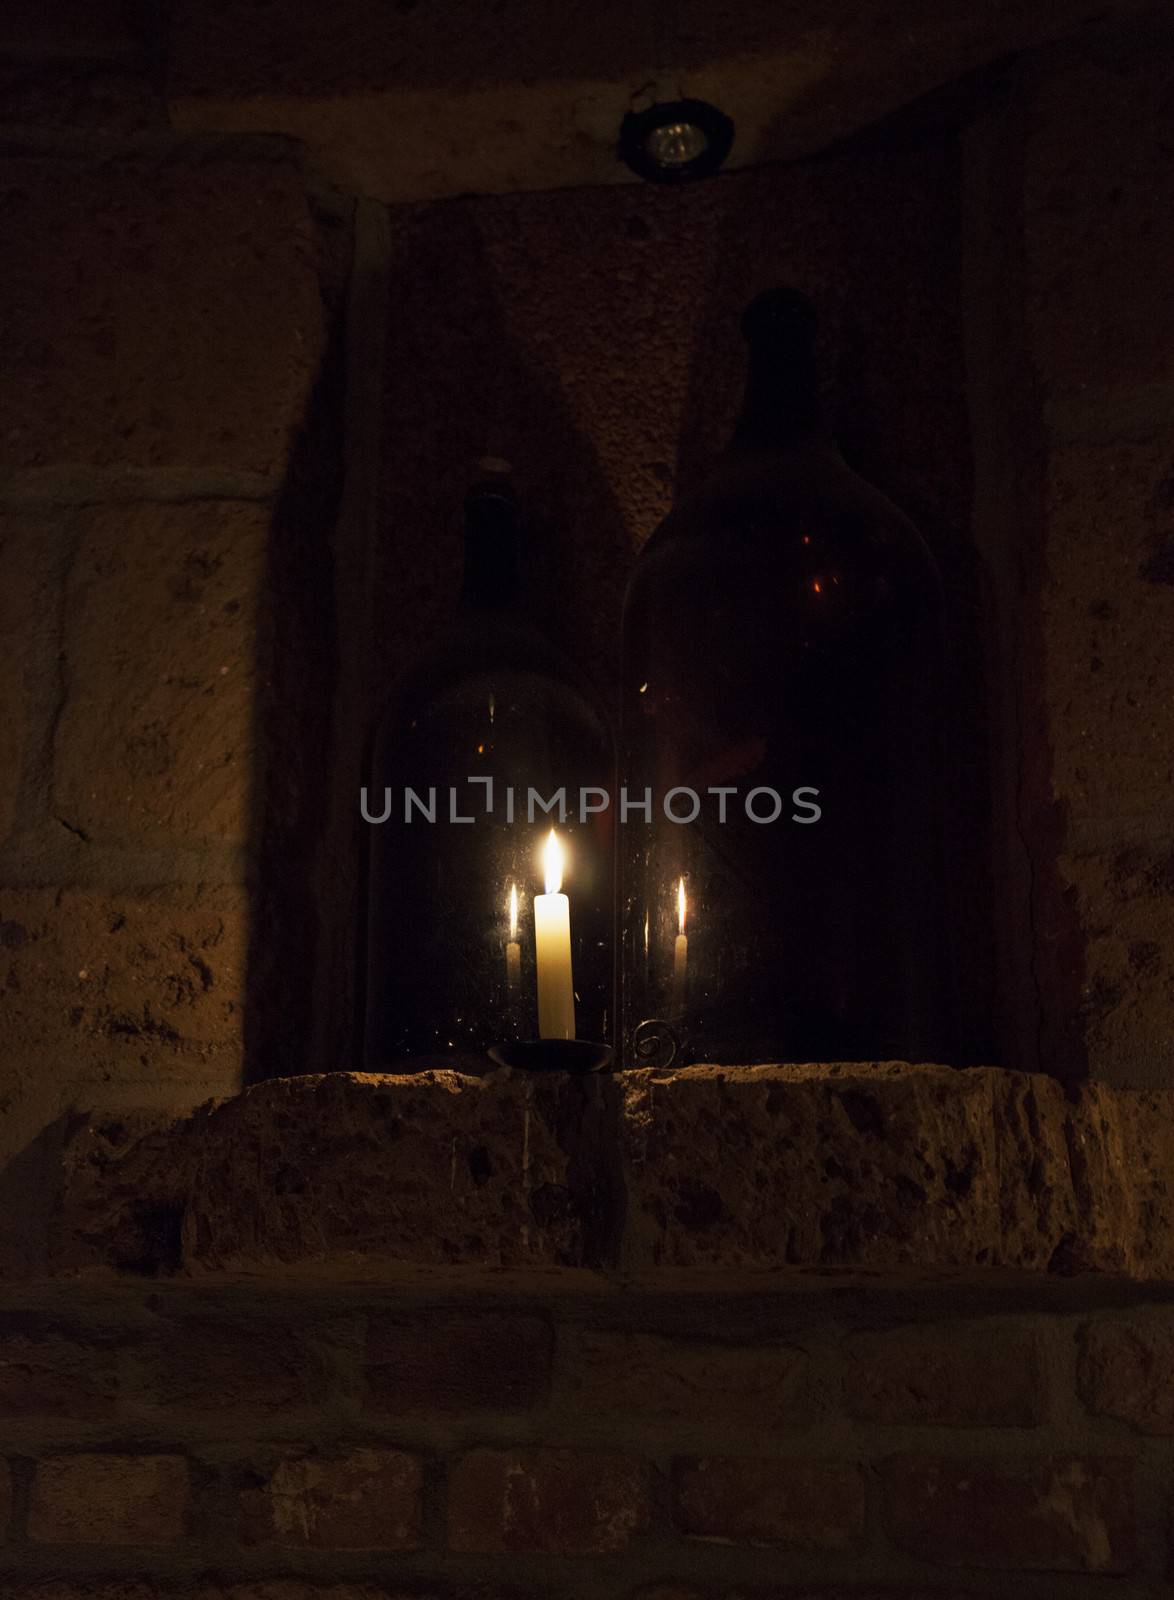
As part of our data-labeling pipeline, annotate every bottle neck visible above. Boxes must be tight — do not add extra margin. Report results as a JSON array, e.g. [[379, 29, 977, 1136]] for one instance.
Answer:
[[732, 337, 822, 450], [459, 486, 520, 611]]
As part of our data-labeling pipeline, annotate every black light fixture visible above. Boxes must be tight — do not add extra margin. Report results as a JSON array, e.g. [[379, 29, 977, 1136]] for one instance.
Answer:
[[619, 98, 734, 184]]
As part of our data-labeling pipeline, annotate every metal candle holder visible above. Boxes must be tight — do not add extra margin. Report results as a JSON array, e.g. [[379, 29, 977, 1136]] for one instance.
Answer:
[[488, 1040, 614, 1074]]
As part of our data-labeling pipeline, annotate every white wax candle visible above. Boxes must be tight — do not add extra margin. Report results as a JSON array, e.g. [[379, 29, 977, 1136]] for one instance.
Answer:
[[535, 829, 575, 1039], [672, 876, 688, 1004], [672, 933, 688, 989], [506, 883, 521, 991]]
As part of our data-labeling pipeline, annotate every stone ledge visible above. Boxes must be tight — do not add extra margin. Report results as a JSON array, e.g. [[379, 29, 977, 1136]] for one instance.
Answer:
[[42, 1065, 1174, 1284], [51, 1070, 620, 1280], [621, 1064, 1174, 1280]]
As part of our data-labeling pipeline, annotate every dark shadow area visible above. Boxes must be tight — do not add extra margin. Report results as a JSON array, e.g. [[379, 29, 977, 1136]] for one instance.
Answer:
[[673, 80, 1004, 1067], [0, 1110, 70, 1280], [243, 199, 353, 1086]]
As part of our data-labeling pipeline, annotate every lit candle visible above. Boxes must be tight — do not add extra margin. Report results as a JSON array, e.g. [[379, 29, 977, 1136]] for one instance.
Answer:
[[534, 829, 575, 1039], [506, 883, 521, 992], [672, 876, 688, 1005]]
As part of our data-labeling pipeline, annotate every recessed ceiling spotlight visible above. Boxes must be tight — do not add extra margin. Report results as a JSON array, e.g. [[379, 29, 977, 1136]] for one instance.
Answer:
[[619, 98, 735, 185]]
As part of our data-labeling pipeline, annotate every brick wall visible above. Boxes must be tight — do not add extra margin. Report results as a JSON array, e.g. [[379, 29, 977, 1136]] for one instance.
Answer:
[[0, 1286, 1173, 1596]]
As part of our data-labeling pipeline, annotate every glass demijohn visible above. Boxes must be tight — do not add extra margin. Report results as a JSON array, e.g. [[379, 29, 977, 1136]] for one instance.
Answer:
[[364, 467, 614, 1072], [620, 290, 956, 1068]]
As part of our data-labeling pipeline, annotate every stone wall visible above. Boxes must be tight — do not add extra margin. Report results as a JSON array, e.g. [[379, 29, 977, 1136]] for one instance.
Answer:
[[1, 1279, 1174, 1597], [0, 14, 350, 1270], [965, 16, 1174, 1087], [1, 3, 1172, 1256], [0, 16, 1172, 1600], [0, 0, 984, 1269], [49, 1068, 1174, 1285]]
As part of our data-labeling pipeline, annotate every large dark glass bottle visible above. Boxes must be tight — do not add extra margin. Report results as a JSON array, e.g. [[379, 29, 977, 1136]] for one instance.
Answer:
[[621, 290, 956, 1067], [364, 465, 614, 1072]]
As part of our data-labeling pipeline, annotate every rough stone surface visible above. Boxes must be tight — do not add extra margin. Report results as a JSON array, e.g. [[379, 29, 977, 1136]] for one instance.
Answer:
[[1064, 1081, 1174, 1280], [1037, 436, 1174, 1091], [177, 1070, 618, 1275], [553, 1331, 812, 1432], [632, 1065, 967, 1272], [0, 1319, 120, 1417], [621, 1064, 1174, 1279], [219, 1591, 432, 1600], [27, 1452, 188, 1545], [50, 1107, 202, 1276], [1063, 847, 1174, 1091], [627, 1592, 975, 1600], [705, 1592, 1028, 1600], [366, 1311, 552, 1413], [45, 1065, 1174, 1283], [0, 153, 323, 482], [0, 512, 57, 844], [0, 884, 247, 1094], [881, 1454, 1135, 1573], [1019, 31, 1174, 1092], [628, 1590, 703, 1600], [236, 1447, 422, 1550], [0, 883, 246, 1278], [55, 502, 270, 846], [448, 1446, 649, 1554], [2, 1590, 433, 1600], [1043, 444, 1174, 838], [1025, 32, 1174, 402], [0, 1588, 434, 1600], [843, 1321, 1046, 1426], [1077, 1312, 1174, 1434], [214, 1590, 435, 1600], [167, 0, 1127, 201], [673, 1456, 865, 1550], [146, 1315, 338, 1412]]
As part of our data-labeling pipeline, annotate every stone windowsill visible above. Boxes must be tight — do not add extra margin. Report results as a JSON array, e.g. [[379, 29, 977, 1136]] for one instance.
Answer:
[[45, 1063, 1174, 1285]]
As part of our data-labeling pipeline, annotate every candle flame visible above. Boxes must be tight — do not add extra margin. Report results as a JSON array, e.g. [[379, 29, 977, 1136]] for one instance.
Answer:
[[677, 876, 687, 936], [508, 882, 518, 940], [543, 829, 564, 896]]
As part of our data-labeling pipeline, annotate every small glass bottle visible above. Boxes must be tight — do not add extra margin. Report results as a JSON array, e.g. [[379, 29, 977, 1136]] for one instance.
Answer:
[[364, 464, 614, 1072], [620, 290, 957, 1067]]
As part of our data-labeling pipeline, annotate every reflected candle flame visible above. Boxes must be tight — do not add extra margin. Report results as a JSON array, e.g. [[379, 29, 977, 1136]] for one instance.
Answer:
[[672, 876, 688, 1007], [506, 882, 521, 993]]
